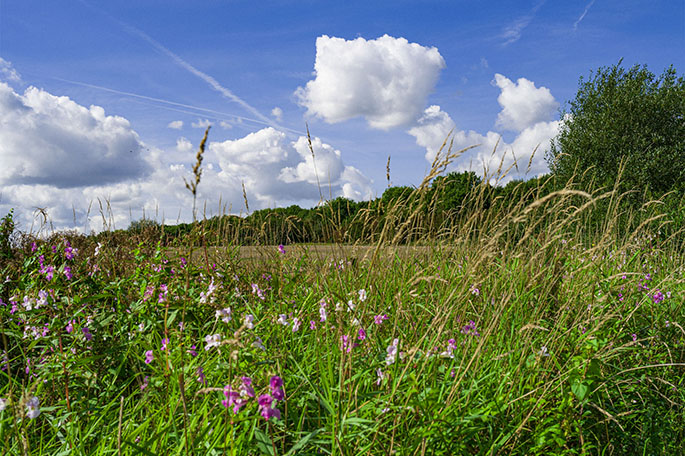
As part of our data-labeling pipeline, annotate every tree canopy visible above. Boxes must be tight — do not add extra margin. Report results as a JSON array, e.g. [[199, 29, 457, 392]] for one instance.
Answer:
[[546, 62, 684, 199]]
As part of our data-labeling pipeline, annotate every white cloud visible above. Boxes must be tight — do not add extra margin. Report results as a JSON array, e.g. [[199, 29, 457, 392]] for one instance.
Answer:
[[0, 58, 21, 83], [176, 137, 193, 154], [493, 74, 558, 132], [219, 121, 233, 130], [191, 118, 212, 129], [408, 74, 561, 184], [167, 120, 183, 129], [271, 107, 283, 122], [295, 34, 445, 130], [211, 127, 372, 205], [501, 0, 546, 45], [408, 105, 456, 162], [0, 82, 149, 189]]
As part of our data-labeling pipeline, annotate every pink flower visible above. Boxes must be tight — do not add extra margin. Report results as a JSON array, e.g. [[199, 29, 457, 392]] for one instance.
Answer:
[[144, 350, 154, 364], [187, 345, 197, 357], [161, 338, 169, 351], [357, 328, 367, 341], [278, 244, 286, 254], [374, 314, 388, 325], [65, 320, 74, 333]]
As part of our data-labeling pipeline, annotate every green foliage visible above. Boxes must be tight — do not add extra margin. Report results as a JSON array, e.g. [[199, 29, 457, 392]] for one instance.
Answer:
[[0, 209, 15, 260], [547, 62, 685, 201]]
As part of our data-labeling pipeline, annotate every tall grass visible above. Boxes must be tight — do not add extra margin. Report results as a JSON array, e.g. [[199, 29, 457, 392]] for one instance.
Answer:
[[0, 142, 683, 455]]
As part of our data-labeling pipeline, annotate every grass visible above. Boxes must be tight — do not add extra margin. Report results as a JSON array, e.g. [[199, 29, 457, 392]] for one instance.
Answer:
[[0, 143, 683, 455]]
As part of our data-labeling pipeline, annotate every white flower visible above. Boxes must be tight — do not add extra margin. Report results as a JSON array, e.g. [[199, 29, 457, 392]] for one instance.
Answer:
[[215, 308, 232, 323], [277, 314, 288, 326], [292, 317, 301, 332], [243, 314, 254, 329], [346, 300, 355, 312], [376, 368, 385, 386], [26, 396, 40, 419], [252, 336, 265, 351], [358, 289, 367, 302], [204, 333, 222, 350], [539, 346, 550, 357], [0, 397, 7, 412], [385, 339, 399, 366]]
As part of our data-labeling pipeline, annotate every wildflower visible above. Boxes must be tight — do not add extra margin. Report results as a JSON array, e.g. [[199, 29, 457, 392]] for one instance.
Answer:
[[187, 345, 197, 357], [251, 283, 265, 300], [539, 346, 550, 357], [138, 323, 145, 332], [319, 303, 327, 322], [0, 397, 7, 411], [36, 290, 48, 308], [470, 284, 480, 296], [252, 336, 266, 351], [197, 367, 206, 384], [292, 317, 301, 332], [277, 314, 288, 326], [258, 394, 281, 420], [94, 243, 102, 256], [205, 334, 222, 350], [358, 328, 367, 341], [64, 266, 73, 280], [161, 338, 169, 351], [200, 279, 218, 304], [65, 320, 74, 333], [31, 242, 37, 252], [82, 327, 93, 341], [376, 368, 385, 386], [346, 300, 356, 312], [178, 321, 185, 331], [309, 320, 316, 330], [64, 242, 78, 260], [244, 314, 255, 329], [26, 396, 40, 419], [385, 339, 399, 365], [652, 290, 665, 304], [222, 386, 244, 413], [440, 338, 457, 358], [460, 320, 480, 336], [632, 333, 637, 342], [143, 286, 154, 301], [341, 335, 352, 353], [144, 350, 154, 364], [140, 376, 149, 391], [374, 314, 388, 325], [216, 308, 232, 323], [278, 244, 286, 254], [270, 376, 285, 401], [358, 289, 367, 302], [180, 257, 187, 268]]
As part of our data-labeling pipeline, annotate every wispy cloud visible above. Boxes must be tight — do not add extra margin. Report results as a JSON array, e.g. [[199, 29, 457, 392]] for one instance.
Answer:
[[76, 0, 280, 130], [573, 0, 596, 31], [501, 0, 547, 45], [51, 77, 305, 135]]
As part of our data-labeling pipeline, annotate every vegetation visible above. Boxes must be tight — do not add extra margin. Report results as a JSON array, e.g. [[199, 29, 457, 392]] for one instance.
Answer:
[[0, 62, 683, 455], [546, 62, 685, 201]]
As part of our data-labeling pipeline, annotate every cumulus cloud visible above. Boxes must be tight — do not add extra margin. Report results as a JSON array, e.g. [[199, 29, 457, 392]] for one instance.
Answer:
[[167, 120, 183, 129], [493, 74, 558, 132], [211, 127, 372, 205], [407, 105, 457, 162], [408, 74, 561, 184], [0, 82, 149, 189], [271, 107, 283, 122], [219, 121, 233, 130], [175, 137, 193, 154], [295, 34, 445, 130]]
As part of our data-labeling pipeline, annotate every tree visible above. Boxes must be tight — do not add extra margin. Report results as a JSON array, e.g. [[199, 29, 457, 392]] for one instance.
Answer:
[[546, 62, 684, 199]]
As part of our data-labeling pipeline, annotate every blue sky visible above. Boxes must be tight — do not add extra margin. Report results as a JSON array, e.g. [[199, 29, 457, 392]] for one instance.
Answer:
[[0, 0, 683, 232]]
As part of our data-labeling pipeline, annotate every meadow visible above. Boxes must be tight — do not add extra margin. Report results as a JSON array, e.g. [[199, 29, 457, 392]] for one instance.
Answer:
[[1, 147, 684, 455]]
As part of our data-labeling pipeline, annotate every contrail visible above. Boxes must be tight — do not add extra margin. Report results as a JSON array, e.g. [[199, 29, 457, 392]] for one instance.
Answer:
[[573, 0, 596, 31], [51, 77, 305, 135], [76, 0, 279, 129]]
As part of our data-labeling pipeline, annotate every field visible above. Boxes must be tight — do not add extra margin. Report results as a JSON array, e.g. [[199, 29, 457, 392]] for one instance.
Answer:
[[1, 173, 684, 455]]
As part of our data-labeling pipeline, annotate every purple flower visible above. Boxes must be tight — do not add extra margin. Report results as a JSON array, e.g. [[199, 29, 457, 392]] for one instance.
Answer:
[[632, 333, 637, 342], [187, 345, 197, 357], [140, 376, 149, 391], [270, 376, 283, 390], [374, 314, 388, 325], [652, 290, 665, 304], [65, 320, 74, 333], [197, 367, 206, 384], [64, 242, 78, 260], [64, 266, 73, 281], [161, 338, 169, 351], [82, 327, 93, 341], [144, 350, 154, 364], [357, 328, 367, 341], [309, 320, 316, 330], [258, 394, 281, 420], [278, 244, 286, 254], [31, 242, 37, 253], [26, 396, 40, 419]]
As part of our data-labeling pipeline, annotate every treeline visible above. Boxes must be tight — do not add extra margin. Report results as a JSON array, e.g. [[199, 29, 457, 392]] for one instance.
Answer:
[[124, 169, 683, 247]]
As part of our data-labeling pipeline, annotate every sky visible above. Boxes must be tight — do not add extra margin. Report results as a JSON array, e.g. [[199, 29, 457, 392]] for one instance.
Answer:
[[0, 0, 683, 233]]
